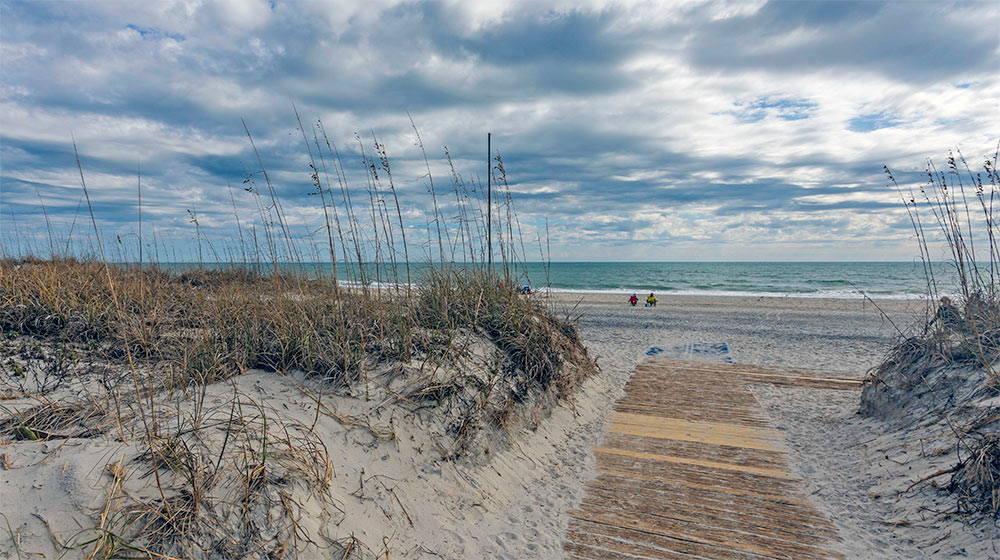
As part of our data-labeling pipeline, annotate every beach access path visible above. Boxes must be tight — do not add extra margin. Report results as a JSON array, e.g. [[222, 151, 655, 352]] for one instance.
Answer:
[[562, 358, 863, 560]]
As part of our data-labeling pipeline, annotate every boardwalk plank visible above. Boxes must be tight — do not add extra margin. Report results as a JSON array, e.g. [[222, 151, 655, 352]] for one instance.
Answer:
[[562, 358, 852, 560]]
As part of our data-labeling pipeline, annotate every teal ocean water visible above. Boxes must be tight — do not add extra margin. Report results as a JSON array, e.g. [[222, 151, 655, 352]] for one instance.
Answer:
[[517, 262, 941, 298], [161, 262, 951, 299]]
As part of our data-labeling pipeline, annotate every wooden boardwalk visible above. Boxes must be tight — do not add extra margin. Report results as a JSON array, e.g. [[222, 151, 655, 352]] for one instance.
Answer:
[[563, 358, 860, 560]]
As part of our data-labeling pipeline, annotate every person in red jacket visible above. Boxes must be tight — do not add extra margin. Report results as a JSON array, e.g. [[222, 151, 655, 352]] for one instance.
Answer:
[[628, 293, 638, 306]]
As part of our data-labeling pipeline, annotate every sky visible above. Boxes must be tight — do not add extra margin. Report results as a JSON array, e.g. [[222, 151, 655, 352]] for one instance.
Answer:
[[1, 0, 998, 262]]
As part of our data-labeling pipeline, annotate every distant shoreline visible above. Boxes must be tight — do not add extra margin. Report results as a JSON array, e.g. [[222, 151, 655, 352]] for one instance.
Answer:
[[540, 287, 931, 300], [546, 290, 928, 316], [133, 261, 943, 300]]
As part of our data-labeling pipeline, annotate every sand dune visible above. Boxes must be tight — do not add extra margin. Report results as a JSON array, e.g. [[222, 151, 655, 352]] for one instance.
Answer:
[[5, 291, 996, 558]]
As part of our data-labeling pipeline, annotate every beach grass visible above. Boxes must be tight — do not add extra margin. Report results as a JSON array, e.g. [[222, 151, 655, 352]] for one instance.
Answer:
[[863, 143, 1000, 519], [0, 121, 595, 558]]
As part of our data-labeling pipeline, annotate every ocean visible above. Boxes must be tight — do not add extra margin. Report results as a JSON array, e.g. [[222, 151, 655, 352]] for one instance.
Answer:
[[159, 261, 954, 299], [519, 262, 941, 299]]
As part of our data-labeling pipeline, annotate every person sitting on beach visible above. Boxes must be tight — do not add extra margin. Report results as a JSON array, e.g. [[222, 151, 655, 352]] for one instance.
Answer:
[[628, 293, 638, 306], [520, 284, 533, 295], [929, 296, 960, 329], [646, 293, 657, 307]]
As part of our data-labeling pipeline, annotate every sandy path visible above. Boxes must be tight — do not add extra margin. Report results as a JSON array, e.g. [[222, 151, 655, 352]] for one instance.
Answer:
[[543, 292, 994, 559], [513, 293, 910, 558]]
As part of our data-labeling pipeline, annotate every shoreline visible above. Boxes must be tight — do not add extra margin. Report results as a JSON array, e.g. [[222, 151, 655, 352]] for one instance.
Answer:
[[540, 286, 935, 300], [116, 261, 943, 301], [544, 291, 931, 332]]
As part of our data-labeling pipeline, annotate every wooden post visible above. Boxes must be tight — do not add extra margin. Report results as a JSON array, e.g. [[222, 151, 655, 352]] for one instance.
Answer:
[[487, 132, 492, 272], [137, 161, 142, 268]]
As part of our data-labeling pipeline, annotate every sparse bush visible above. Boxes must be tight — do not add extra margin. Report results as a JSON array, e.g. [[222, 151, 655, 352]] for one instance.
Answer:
[[951, 432, 1000, 517], [863, 146, 1000, 412]]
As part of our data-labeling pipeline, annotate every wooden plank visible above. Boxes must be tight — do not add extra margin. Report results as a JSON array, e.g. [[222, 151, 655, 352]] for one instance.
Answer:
[[568, 509, 842, 560], [594, 452, 804, 494], [607, 412, 788, 451], [566, 521, 764, 560], [578, 488, 840, 543], [645, 359, 863, 389], [593, 447, 792, 479], [562, 358, 847, 560], [593, 468, 817, 510], [581, 476, 838, 529], [601, 433, 788, 470]]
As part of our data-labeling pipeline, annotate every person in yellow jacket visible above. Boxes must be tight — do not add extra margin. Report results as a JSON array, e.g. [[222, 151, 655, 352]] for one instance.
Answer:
[[645, 293, 657, 307]]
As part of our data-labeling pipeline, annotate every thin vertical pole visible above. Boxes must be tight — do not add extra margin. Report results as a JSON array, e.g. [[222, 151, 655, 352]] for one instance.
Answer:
[[487, 132, 492, 272], [137, 161, 142, 268]]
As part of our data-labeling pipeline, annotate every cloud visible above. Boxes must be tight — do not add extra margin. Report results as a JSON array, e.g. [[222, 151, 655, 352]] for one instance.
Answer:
[[1, 0, 997, 261], [685, 1, 999, 82]]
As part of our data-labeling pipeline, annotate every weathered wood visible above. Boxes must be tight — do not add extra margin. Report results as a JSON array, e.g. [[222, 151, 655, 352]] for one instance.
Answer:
[[607, 412, 788, 452], [593, 447, 792, 479], [585, 473, 836, 527], [644, 359, 863, 389], [562, 358, 848, 559], [601, 433, 788, 470]]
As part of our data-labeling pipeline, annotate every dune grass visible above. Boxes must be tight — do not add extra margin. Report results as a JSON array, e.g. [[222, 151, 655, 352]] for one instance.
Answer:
[[863, 143, 1000, 519], [0, 121, 594, 558]]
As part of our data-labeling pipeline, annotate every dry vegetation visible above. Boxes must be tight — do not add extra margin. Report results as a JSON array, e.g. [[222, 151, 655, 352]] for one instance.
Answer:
[[861, 144, 1000, 520], [0, 121, 596, 558]]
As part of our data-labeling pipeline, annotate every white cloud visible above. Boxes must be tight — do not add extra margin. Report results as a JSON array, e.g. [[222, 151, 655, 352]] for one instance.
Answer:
[[1, 0, 997, 261]]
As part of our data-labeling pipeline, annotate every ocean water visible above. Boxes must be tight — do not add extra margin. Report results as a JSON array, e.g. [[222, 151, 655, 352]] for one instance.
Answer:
[[159, 261, 953, 299], [518, 262, 942, 299]]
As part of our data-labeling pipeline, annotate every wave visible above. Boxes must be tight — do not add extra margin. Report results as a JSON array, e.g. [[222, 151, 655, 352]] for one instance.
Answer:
[[542, 286, 930, 300]]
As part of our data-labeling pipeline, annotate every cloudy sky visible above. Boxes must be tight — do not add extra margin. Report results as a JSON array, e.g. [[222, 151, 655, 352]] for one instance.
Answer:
[[1, 0, 998, 262]]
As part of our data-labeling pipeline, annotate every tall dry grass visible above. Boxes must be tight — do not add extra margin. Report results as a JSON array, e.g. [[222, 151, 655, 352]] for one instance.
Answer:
[[863, 142, 1000, 519], [0, 119, 590, 558], [879, 145, 1000, 376]]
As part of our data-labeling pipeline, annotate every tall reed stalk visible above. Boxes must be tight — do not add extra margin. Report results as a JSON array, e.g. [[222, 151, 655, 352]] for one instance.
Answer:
[[886, 143, 1000, 380]]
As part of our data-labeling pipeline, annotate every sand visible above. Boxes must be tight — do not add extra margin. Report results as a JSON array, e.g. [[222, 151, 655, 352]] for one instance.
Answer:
[[549, 292, 996, 560], [5, 291, 996, 559]]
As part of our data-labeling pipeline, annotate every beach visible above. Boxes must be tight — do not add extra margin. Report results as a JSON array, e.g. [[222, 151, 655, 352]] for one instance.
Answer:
[[5, 288, 996, 559], [541, 291, 996, 559], [551, 291, 925, 372], [307, 290, 955, 559], [5, 2, 997, 556], [483, 292, 910, 558]]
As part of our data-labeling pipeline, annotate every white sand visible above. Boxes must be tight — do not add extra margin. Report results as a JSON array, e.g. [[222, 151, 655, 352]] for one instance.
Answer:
[[5, 292, 995, 559], [548, 292, 995, 560]]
